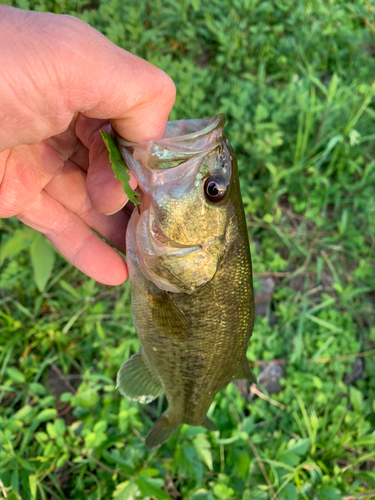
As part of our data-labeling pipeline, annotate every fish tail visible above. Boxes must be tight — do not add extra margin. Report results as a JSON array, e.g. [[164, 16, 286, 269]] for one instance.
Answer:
[[145, 410, 181, 450]]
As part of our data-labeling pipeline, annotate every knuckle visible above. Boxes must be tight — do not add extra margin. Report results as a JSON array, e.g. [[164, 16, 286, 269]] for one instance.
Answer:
[[152, 71, 176, 109], [0, 150, 14, 218]]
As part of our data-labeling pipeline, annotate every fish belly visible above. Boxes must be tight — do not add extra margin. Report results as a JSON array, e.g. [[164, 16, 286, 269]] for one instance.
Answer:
[[128, 231, 253, 427]]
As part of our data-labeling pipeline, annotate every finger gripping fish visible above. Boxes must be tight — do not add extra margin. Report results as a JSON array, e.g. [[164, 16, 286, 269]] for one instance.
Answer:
[[116, 114, 255, 450]]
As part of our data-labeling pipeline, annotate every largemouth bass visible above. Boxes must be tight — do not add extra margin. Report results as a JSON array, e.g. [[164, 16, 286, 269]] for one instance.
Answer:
[[116, 114, 255, 450]]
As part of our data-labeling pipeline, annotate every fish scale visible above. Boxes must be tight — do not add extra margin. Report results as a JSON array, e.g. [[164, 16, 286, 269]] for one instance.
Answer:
[[116, 115, 255, 449]]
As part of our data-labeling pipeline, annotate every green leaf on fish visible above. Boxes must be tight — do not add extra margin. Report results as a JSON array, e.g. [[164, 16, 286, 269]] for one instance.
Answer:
[[100, 130, 139, 205]]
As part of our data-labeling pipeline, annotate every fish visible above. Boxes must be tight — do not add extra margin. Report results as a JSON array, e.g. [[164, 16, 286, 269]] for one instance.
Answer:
[[115, 114, 255, 450]]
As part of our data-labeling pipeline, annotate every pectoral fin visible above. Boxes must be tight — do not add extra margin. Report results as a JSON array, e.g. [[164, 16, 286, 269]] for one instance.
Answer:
[[117, 350, 163, 403], [234, 358, 257, 384]]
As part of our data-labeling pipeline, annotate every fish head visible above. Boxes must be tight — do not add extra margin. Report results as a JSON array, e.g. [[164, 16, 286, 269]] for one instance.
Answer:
[[118, 115, 242, 294]]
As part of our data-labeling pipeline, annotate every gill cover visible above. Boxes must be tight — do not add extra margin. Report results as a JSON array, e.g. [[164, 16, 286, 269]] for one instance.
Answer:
[[117, 115, 234, 294]]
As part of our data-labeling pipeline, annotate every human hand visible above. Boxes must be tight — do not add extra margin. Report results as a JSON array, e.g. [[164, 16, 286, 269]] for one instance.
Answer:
[[0, 6, 175, 285]]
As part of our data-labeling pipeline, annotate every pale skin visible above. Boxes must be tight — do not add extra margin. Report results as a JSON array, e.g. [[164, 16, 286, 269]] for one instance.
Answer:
[[0, 5, 176, 285]]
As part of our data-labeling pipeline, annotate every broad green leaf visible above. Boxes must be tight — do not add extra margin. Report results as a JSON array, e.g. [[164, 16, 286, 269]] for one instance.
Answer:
[[74, 386, 99, 408], [0, 228, 32, 266], [139, 469, 161, 477], [84, 431, 107, 448], [34, 408, 57, 425], [282, 483, 298, 500], [277, 450, 300, 467], [28, 382, 46, 396], [19, 469, 32, 500], [13, 405, 34, 422], [242, 416, 255, 434], [10, 465, 19, 495], [193, 434, 213, 470], [357, 419, 371, 439], [112, 481, 136, 500], [136, 476, 171, 500], [100, 130, 139, 205], [263, 213, 274, 223], [213, 483, 236, 499], [93, 420, 108, 433], [60, 392, 73, 402], [56, 452, 70, 469], [183, 446, 203, 486], [17, 457, 34, 472], [6, 367, 25, 384], [7, 494, 22, 500], [233, 453, 250, 479], [320, 486, 342, 500], [288, 437, 311, 455], [29, 474, 37, 500], [191, 491, 215, 500], [350, 386, 364, 413], [46, 422, 57, 439], [30, 232, 55, 292], [101, 450, 135, 475], [54, 418, 66, 437]]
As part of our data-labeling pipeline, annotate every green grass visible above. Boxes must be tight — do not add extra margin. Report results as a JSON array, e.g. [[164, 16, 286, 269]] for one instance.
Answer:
[[1, 0, 375, 499]]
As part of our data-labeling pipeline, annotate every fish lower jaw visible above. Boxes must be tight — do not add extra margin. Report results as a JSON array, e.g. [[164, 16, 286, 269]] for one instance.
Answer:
[[167, 245, 201, 258]]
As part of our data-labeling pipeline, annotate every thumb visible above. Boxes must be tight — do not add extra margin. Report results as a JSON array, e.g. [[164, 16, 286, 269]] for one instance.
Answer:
[[0, 7, 175, 147], [63, 18, 176, 142]]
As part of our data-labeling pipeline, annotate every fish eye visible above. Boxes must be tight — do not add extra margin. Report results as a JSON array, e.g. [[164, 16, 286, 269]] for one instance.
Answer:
[[204, 176, 227, 202]]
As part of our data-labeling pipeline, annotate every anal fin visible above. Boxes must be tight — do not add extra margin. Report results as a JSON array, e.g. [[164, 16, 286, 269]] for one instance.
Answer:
[[234, 358, 257, 384], [204, 417, 218, 431], [116, 350, 163, 403], [145, 410, 181, 450]]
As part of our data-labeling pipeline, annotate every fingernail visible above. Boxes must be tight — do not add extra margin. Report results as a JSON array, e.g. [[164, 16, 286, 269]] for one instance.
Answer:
[[103, 202, 127, 216]]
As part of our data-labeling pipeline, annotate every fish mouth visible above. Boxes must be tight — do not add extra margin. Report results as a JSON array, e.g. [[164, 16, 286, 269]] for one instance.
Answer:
[[167, 245, 201, 258], [134, 208, 222, 294], [115, 115, 226, 171], [116, 114, 224, 147], [135, 207, 203, 260], [151, 224, 201, 258]]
